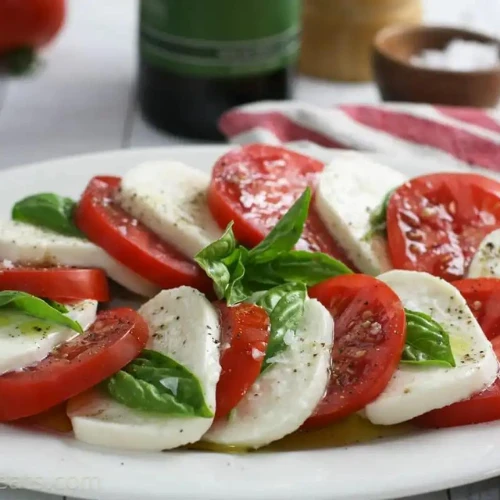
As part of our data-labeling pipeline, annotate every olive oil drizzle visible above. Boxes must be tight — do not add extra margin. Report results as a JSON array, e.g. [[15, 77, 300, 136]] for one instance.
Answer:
[[189, 415, 414, 454], [17, 410, 414, 451]]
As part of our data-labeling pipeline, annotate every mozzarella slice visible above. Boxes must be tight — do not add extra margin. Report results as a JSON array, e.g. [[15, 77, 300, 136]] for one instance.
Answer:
[[0, 220, 158, 297], [0, 299, 97, 375], [468, 228, 500, 278], [315, 152, 406, 275], [68, 286, 221, 451], [116, 161, 223, 259], [365, 270, 498, 425], [203, 298, 333, 449]]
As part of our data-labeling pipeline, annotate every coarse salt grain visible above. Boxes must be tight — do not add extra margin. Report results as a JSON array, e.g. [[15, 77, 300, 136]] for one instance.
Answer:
[[283, 329, 295, 346], [251, 348, 264, 360], [411, 39, 500, 72]]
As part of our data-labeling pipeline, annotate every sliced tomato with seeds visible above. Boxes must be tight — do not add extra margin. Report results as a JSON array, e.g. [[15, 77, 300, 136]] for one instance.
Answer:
[[208, 144, 356, 268], [415, 278, 500, 428], [0, 266, 109, 302], [453, 278, 500, 340], [0, 308, 149, 422], [304, 274, 406, 429], [215, 302, 270, 419], [387, 173, 500, 281], [75, 176, 211, 293]]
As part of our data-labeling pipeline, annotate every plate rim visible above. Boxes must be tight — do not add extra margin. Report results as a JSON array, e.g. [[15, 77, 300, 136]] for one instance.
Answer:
[[0, 144, 499, 500]]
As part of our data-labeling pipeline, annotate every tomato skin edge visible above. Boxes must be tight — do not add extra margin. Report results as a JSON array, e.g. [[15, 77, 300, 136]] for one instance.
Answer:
[[208, 180, 266, 249], [414, 280, 500, 429], [453, 278, 500, 340], [413, 381, 500, 428], [0, 308, 148, 422], [0, 267, 110, 302], [214, 302, 270, 419], [75, 176, 212, 294], [303, 274, 406, 429]]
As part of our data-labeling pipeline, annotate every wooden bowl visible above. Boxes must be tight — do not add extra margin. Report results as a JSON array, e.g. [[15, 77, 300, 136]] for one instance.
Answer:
[[372, 25, 500, 107]]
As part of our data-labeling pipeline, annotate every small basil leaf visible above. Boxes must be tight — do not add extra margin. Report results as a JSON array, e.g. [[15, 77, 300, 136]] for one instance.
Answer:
[[401, 309, 456, 368], [0, 291, 82, 333], [246, 290, 267, 305], [247, 188, 312, 265], [194, 223, 237, 299], [257, 283, 307, 372], [255, 282, 301, 314], [363, 188, 394, 241], [107, 350, 213, 417], [246, 250, 352, 287], [12, 193, 85, 238], [44, 299, 68, 313], [220, 252, 238, 268], [225, 247, 251, 306]]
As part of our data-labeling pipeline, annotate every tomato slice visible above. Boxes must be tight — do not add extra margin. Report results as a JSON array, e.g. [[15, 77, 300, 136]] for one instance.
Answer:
[[75, 176, 211, 293], [214, 302, 270, 419], [453, 278, 500, 340], [387, 173, 500, 281], [0, 308, 148, 421], [16, 403, 72, 434], [208, 144, 355, 267], [415, 337, 500, 428], [415, 278, 500, 428], [304, 274, 406, 429], [0, 0, 66, 52], [0, 266, 109, 302]]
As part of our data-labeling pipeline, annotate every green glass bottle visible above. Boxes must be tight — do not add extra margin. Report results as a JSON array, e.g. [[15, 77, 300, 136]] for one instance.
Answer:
[[138, 0, 301, 140]]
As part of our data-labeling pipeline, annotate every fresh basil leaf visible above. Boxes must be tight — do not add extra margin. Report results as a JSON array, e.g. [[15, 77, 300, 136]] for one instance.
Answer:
[[255, 282, 301, 314], [12, 193, 85, 238], [107, 350, 213, 417], [194, 223, 237, 299], [246, 250, 352, 287], [44, 299, 68, 313], [246, 290, 267, 305], [247, 188, 312, 265], [0, 291, 82, 333], [363, 188, 394, 241], [401, 309, 456, 368], [257, 283, 307, 372], [196, 187, 347, 307], [225, 247, 251, 306]]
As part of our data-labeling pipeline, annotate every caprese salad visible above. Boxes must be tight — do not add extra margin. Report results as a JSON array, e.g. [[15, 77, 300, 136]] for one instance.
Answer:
[[1, 143, 500, 452]]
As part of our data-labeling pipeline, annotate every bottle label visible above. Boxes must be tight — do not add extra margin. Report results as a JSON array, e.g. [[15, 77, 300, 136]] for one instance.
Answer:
[[140, 0, 301, 77]]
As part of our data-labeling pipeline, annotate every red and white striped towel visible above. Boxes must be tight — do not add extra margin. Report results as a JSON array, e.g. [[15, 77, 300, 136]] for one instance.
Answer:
[[219, 101, 500, 173]]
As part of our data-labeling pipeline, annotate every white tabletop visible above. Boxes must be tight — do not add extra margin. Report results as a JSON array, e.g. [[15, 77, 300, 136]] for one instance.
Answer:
[[0, 1, 500, 499]]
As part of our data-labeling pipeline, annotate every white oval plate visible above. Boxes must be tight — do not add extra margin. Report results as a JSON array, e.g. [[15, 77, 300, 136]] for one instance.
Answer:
[[0, 145, 499, 500]]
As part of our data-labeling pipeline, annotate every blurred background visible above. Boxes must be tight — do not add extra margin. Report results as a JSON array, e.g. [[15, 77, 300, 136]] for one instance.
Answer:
[[0, 0, 499, 169]]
